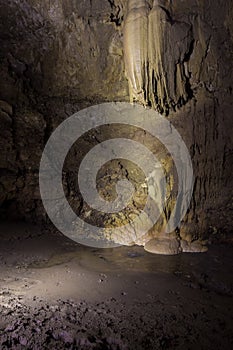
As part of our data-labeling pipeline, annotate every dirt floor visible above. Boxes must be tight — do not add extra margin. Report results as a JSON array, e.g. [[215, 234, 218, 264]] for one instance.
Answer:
[[0, 221, 233, 349]]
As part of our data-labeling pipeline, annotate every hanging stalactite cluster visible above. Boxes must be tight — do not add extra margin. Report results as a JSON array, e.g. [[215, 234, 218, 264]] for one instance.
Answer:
[[123, 0, 194, 115]]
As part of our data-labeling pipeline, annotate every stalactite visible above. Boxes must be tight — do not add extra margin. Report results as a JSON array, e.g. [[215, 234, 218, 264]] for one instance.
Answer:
[[123, 0, 194, 114], [148, 1, 193, 114], [123, 0, 150, 105]]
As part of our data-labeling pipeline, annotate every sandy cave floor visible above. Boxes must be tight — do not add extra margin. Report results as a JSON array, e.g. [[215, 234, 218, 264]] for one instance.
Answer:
[[0, 221, 232, 349]]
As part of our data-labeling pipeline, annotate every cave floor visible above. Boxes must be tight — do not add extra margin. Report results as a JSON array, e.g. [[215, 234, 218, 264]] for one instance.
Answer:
[[0, 222, 232, 349]]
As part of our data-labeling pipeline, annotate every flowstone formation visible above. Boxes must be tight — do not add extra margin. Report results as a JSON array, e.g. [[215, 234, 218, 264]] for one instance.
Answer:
[[121, 0, 206, 254], [123, 0, 193, 114], [123, 0, 150, 105]]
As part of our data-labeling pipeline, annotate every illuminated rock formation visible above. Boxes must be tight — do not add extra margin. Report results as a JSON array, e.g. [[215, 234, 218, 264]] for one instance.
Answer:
[[123, 0, 194, 114], [123, 0, 150, 104]]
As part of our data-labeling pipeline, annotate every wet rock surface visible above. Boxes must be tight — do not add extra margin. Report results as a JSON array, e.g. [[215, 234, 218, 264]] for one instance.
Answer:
[[0, 222, 233, 349], [144, 237, 181, 255]]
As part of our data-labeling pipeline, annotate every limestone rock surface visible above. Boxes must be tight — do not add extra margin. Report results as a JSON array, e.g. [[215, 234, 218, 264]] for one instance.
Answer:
[[0, 0, 232, 251]]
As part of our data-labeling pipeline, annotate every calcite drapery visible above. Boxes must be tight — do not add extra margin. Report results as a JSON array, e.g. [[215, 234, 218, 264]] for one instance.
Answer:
[[123, 0, 150, 105], [123, 0, 193, 114]]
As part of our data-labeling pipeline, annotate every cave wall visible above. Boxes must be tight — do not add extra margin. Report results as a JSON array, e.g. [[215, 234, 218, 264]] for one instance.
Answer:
[[0, 0, 232, 241]]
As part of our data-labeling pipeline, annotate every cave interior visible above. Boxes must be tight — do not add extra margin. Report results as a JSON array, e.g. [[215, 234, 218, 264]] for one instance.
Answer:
[[0, 0, 232, 349]]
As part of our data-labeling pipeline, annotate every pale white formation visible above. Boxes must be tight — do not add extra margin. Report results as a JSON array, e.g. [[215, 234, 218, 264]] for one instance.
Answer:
[[123, 0, 150, 104], [123, 0, 193, 114]]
